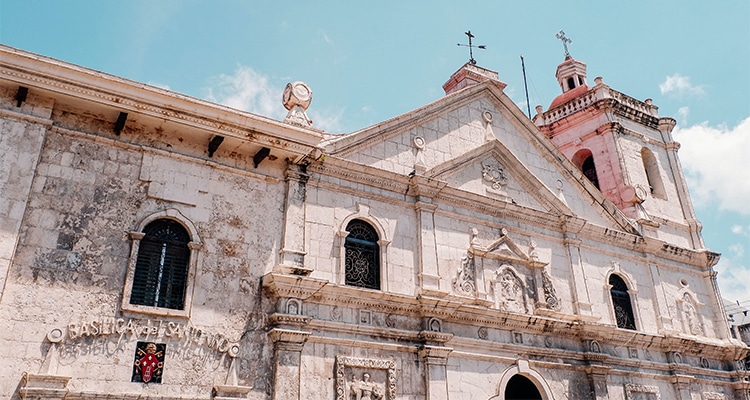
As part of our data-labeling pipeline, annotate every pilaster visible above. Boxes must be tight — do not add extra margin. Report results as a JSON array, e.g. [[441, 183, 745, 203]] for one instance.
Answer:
[[416, 199, 441, 295], [269, 328, 311, 400], [418, 344, 453, 400], [277, 163, 310, 275], [562, 235, 597, 320]]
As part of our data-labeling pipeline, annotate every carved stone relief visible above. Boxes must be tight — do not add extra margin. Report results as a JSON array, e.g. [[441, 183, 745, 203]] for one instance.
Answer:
[[478, 327, 488, 340], [493, 267, 529, 314], [481, 161, 508, 189], [624, 383, 661, 400], [452, 252, 476, 297], [680, 293, 703, 336], [703, 392, 727, 400], [541, 268, 560, 310], [335, 356, 396, 400]]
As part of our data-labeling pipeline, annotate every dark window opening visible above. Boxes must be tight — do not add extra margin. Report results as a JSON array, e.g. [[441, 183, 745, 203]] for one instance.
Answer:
[[578, 76, 584, 86], [610, 274, 636, 330], [344, 219, 380, 290], [567, 77, 576, 91], [131, 219, 190, 310], [505, 374, 543, 400], [582, 156, 600, 189]]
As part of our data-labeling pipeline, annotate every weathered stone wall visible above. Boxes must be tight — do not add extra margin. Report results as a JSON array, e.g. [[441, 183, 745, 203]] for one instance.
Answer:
[[0, 101, 285, 398]]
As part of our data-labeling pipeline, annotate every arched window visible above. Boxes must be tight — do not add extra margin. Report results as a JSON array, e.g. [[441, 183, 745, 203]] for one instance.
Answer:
[[566, 77, 576, 91], [344, 219, 380, 290], [130, 219, 191, 310], [505, 375, 542, 400], [609, 274, 636, 330], [641, 148, 665, 198], [572, 149, 600, 190]]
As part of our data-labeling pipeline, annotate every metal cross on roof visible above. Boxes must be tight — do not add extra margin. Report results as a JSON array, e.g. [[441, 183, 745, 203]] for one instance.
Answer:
[[555, 30, 572, 58], [457, 30, 486, 65]]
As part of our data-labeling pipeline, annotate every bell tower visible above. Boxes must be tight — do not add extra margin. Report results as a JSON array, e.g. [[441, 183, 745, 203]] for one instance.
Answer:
[[533, 52, 705, 250]]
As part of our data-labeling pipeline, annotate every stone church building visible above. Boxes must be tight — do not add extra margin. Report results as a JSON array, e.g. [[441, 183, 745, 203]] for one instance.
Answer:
[[1, 43, 748, 399]]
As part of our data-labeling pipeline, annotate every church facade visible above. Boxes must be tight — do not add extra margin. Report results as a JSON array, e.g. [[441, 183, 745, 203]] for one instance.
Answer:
[[1, 44, 749, 400]]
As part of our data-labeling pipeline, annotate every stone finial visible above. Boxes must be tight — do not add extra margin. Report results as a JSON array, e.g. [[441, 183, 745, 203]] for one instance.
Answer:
[[594, 77, 603, 85], [282, 81, 313, 127]]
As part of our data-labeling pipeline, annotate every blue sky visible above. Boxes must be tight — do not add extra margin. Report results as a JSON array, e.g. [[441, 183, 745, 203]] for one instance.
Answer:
[[1, 1, 748, 301]]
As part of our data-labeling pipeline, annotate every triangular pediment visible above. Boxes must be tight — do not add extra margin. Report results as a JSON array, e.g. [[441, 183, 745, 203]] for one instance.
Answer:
[[320, 80, 640, 235], [473, 232, 533, 264]]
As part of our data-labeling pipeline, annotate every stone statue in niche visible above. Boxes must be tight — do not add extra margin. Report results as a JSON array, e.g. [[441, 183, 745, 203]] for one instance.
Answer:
[[349, 373, 384, 400], [494, 268, 527, 314]]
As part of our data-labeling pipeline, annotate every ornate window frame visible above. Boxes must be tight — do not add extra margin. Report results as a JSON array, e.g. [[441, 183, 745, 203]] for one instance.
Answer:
[[121, 209, 202, 318], [336, 203, 390, 291], [604, 262, 641, 331]]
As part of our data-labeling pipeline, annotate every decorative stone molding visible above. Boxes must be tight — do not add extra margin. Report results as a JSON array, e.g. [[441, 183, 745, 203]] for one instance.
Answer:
[[212, 384, 254, 400], [335, 356, 396, 400], [702, 392, 726, 400], [419, 330, 454, 345], [418, 345, 453, 366], [18, 372, 70, 400], [268, 328, 311, 352], [268, 313, 311, 328]]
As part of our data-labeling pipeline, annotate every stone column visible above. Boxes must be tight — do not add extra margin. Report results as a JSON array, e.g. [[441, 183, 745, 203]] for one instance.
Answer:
[[419, 346, 452, 400], [269, 328, 311, 400], [277, 163, 310, 275], [416, 199, 441, 295]]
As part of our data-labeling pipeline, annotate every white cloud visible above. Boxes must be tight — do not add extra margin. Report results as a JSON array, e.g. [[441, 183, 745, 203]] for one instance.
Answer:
[[659, 73, 705, 98], [673, 117, 750, 214], [715, 257, 750, 303], [676, 106, 689, 126], [729, 243, 745, 258], [205, 65, 343, 132], [206, 66, 284, 120]]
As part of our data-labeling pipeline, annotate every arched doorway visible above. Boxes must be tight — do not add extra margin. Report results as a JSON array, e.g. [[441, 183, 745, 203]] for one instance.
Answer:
[[504, 374, 542, 400]]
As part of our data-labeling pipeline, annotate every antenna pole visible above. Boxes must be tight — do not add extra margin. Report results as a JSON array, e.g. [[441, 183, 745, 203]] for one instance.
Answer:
[[520, 55, 532, 119]]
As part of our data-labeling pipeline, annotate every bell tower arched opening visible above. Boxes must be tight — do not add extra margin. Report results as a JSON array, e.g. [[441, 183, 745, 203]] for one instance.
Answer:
[[572, 149, 600, 190]]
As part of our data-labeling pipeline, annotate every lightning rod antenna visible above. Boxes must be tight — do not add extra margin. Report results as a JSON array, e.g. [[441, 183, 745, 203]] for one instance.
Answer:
[[520, 55, 532, 119]]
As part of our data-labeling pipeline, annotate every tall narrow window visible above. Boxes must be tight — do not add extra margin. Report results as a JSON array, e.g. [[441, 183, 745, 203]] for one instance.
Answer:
[[131, 219, 190, 310], [344, 219, 380, 290], [641, 148, 665, 198], [609, 274, 636, 330]]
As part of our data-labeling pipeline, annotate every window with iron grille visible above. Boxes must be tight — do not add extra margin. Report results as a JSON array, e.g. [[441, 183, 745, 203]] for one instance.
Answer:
[[344, 219, 380, 290], [609, 274, 636, 330], [130, 219, 190, 310]]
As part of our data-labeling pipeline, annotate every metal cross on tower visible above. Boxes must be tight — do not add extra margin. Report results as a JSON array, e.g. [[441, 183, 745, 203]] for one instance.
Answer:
[[457, 31, 486, 65], [555, 30, 572, 58]]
